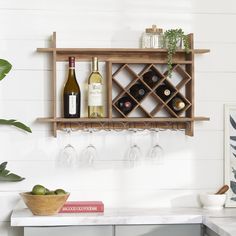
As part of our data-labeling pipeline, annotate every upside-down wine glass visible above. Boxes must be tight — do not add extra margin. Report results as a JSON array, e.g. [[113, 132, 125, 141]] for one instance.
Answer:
[[80, 128, 97, 166], [58, 128, 78, 168], [148, 129, 164, 164], [126, 129, 142, 165]]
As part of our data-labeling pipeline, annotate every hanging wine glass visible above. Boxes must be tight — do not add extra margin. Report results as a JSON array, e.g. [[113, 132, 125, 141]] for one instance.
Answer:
[[80, 128, 97, 166], [147, 129, 164, 164], [125, 129, 142, 165], [57, 128, 78, 168]]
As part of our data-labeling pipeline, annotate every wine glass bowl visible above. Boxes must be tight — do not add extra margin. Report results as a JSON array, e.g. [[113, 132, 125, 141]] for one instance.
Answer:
[[57, 129, 78, 168], [125, 130, 142, 165], [58, 143, 77, 167], [147, 129, 164, 164], [127, 144, 141, 162], [149, 143, 164, 164], [80, 129, 98, 166], [81, 143, 97, 165]]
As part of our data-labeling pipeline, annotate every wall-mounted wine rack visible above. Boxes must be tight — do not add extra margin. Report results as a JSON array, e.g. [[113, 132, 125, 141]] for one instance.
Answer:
[[37, 32, 210, 137]]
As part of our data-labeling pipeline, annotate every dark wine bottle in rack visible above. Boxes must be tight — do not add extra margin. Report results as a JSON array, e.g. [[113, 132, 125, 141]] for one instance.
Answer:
[[63, 56, 81, 118], [116, 96, 135, 115], [171, 97, 186, 112], [155, 84, 172, 101], [129, 83, 147, 101], [142, 70, 160, 88]]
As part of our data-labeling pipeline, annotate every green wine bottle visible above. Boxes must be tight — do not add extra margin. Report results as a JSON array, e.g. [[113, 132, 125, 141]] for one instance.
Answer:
[[63, 56, 81, 118]]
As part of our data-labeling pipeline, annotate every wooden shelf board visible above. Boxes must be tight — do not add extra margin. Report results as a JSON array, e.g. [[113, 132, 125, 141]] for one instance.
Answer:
[[194, 49, 210, 54], [37, 48, 210, 54], [110, 60, 193, 64], [37, 117, 209, 123], [37, 47, 208, 64], [194, 116, 210, 121]]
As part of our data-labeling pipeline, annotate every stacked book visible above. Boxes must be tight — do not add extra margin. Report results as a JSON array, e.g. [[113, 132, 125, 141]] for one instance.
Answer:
[[59, 201, 104, 213]]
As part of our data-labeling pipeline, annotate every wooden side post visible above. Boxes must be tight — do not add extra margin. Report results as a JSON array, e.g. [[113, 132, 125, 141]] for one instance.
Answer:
[[52, 32, 57, 137], [185, 33, 194, 136], [106, 61, 112, 118]]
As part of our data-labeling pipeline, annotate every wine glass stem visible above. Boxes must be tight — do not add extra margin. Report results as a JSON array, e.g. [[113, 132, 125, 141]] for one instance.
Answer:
[[131, 131, 137, 146], [88, 130, 93, 146], [152, 131, 159, 146], [65, 129, 71, 146]]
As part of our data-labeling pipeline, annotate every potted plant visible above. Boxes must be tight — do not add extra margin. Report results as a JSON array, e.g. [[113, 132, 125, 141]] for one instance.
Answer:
[[0, 59, 31, 181], [163, 29, 190, 77]]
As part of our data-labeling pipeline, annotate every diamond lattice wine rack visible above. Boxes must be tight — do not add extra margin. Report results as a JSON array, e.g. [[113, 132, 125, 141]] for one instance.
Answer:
[[37, 32, 210, 137]]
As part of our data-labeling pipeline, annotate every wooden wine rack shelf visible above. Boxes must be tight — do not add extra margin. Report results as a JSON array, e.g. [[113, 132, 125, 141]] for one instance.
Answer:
[[37, 32, 210, 137]]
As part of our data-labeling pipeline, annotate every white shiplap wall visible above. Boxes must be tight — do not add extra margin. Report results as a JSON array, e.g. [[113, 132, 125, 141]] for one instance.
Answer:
[[0, 0, 235, 235]]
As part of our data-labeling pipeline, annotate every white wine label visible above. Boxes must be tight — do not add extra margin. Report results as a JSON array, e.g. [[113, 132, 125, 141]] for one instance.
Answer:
[[88, 83, 102, 106], [69, 95, 76, 115]]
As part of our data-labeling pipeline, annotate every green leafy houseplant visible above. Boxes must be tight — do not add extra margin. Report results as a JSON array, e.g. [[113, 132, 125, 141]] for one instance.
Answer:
[[163, 29, 190, 77], [0, 59, 31, 181], [0, 162, 25, 181]]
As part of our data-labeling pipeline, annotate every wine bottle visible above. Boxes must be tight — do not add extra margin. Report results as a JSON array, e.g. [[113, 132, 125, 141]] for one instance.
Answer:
[[142, 70, 160, 88], [116, 96, 135, 115], [129, 83, 147, 101], [63, 56, 81, 118], [88, 57, 104, 118], [171, 97, 185, 111], [155, 84, 171, 101]]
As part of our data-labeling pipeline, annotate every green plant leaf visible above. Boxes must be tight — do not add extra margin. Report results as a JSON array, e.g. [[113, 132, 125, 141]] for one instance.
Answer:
[[0, 59, 12, 81], [0, 59, 32, 134], [0, 162, 25, 182], [0, 173, 25, 182], [163, 29, 189, 77], [0, 169, 10, 176], [0, 119, 32, 133], [0, 162, 7, 172], [0, 59, 30, 182]]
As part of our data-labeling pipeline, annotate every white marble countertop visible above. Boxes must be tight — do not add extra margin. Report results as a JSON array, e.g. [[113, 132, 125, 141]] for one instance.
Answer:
[[11, 207, 236, 236], [203, 216, 236, 236]]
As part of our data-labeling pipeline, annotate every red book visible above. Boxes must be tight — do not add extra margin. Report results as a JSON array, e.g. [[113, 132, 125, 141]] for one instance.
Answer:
[[59, 201, 104, 213]]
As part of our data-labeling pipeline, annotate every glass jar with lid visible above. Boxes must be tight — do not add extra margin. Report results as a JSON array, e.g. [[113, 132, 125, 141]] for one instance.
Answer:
[[141, 25, 163, 49]]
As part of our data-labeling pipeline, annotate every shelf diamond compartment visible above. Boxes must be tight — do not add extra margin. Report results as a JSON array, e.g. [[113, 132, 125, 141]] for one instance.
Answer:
[[111, 63, 192, 119]]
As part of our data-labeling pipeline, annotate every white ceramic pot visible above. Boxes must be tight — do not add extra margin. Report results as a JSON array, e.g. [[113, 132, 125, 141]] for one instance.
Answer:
[[199, 193, 226, 210]]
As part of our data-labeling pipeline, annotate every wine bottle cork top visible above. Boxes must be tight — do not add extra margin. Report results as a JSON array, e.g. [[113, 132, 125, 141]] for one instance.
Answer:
[[178, 101, 185, 109], [68, 56, 75, 67], [92, 57, 98, 71]]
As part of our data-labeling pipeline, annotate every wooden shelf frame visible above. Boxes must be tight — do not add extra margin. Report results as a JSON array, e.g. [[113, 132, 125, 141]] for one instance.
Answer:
[[37, 32, 210, 137], [37, 117, 209, 132], [37, 47, 210, 54]]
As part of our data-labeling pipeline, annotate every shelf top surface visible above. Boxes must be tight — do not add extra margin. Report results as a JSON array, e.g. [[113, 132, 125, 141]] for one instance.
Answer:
[[37, 47, 210, 54], [37, 117, 210, 122]]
